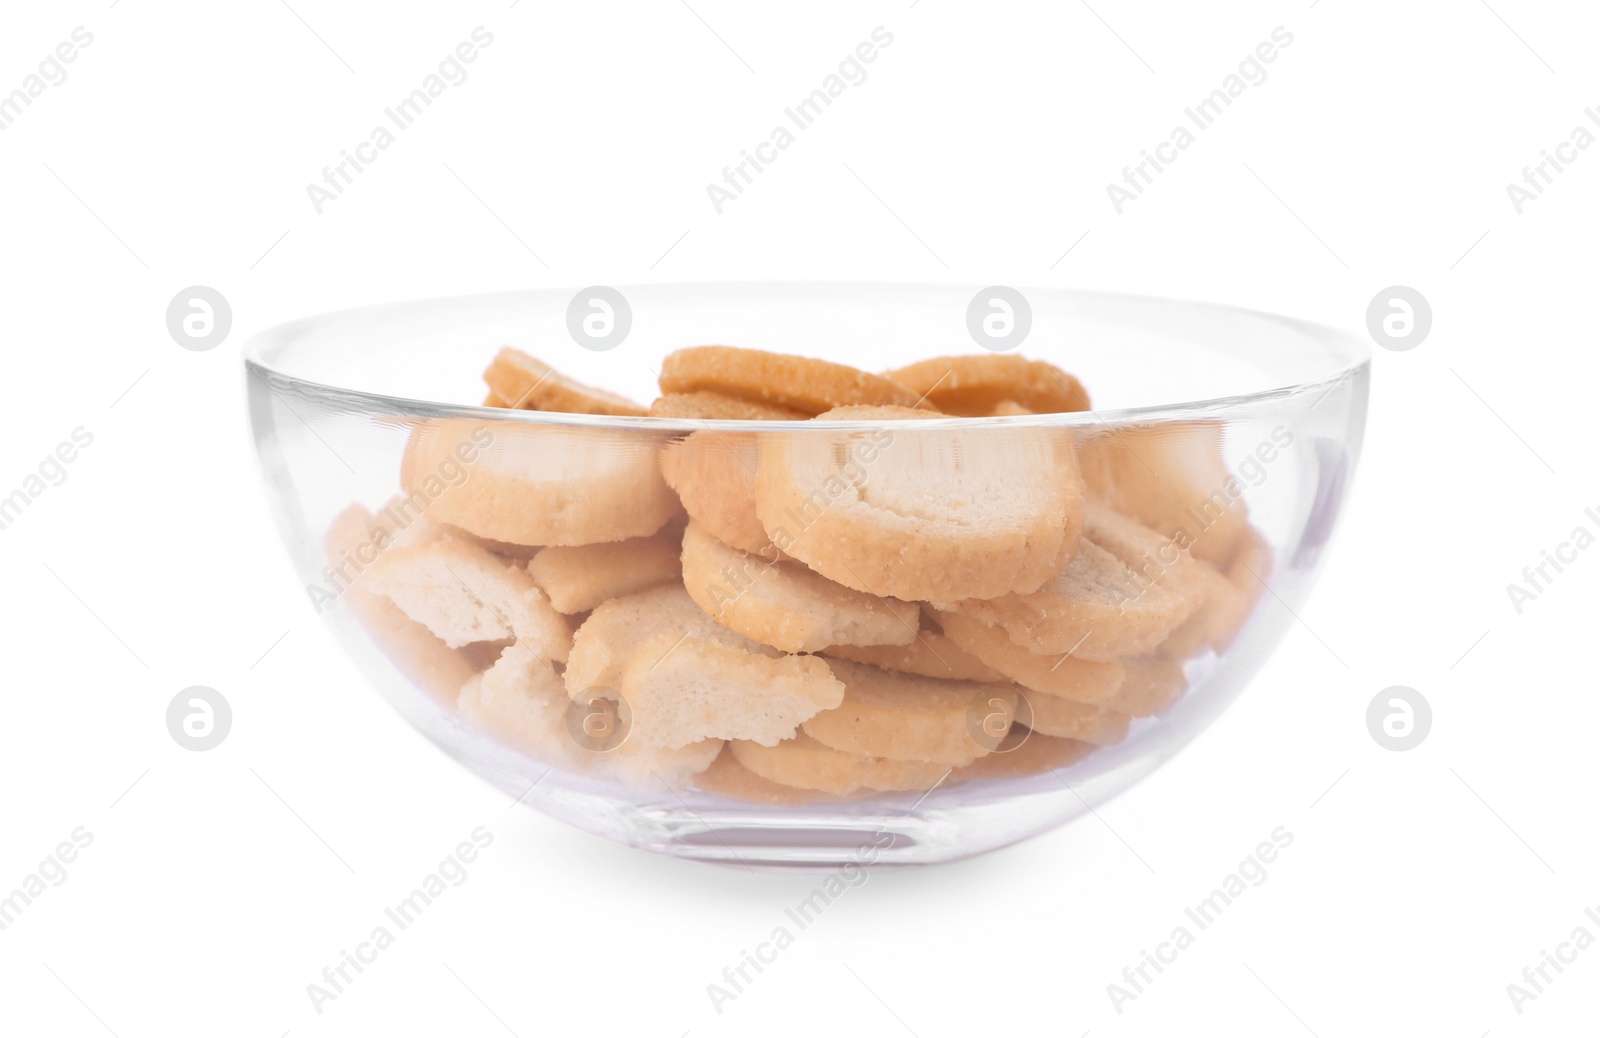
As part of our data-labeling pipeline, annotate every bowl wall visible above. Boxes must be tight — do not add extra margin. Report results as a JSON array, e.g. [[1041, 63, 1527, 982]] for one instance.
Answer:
[[246, 284, 1369, 867]]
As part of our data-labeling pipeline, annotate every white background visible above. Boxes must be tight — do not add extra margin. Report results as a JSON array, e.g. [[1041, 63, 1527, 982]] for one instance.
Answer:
[[2, 1, 1596, 1035]]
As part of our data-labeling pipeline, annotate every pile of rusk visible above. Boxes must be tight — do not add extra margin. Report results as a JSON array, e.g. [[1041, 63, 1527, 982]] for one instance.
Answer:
[[326, 346, 1269, 805]]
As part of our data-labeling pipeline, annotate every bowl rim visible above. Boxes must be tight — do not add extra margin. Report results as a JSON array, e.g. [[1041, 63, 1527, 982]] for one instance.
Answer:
[[243, 281, 1372, 431]]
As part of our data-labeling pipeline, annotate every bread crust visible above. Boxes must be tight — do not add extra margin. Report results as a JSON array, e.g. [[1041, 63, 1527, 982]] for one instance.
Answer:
[[528, 522, 684, 615], [680, 520, 919, 654], [755, 409, 1085, 601], [942, 505, 1208, 662], [402, 419, 681, 547], [822, 627, 1008, 683], [730, 733, 951, 794], [801, 659, 1016, 767], [950, 726, 1097, 781], [692, 746, 858, 804], [1078, 421, 1249, 566], [483, 347, 647, 416], [933, 608, 1125, 702], [884, 355, 1091, 416], [659, 432, 772, 554], [649, 391, 809, 421], [1021, 696, 1131, 745], [661, 346, 921, 413]]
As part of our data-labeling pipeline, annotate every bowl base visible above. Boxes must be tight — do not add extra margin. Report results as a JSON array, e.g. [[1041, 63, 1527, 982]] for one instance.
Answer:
[[520, 779, 1061, 870]]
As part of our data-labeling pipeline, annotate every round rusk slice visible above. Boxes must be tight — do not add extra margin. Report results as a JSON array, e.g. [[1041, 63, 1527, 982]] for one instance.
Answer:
[[822, 624, 1009, 684], [526, 521, 684, 615], [402, 419, 682, 547], [660, 346, 921, 414], [1021, 696, 1131, 746], [950, 725, 1097, 781], [933, 608, 1124, 702], [1016, 654, 1186, 744], [649, 391, 809, 421], [801, 659, 1016, 767], [884, 355, 1091, 416], [1111, 656, 1189, 718], [1156, 559, 1251, 661], [691, 746, 856, 805], [680, 520, 920, 654], [1077, 420, 1250, 566], [942, 505, 1204, 662], [658, 432, 772, 554], [756, 405, 1085, 601], [483, 347, 647, 416], [730, 732, 952, 795]]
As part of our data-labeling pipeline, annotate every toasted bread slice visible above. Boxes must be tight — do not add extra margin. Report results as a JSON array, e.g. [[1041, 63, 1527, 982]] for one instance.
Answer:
[[730, 732, 951, 795], [483, 347, 647, 416], [1078, 421, 1250, 566], [362, 535, 572, 661], [458, 643, 585, 770], [757, 406, 1085, 601], [692, 746, 856, 804], [325, 504, 487, 705], [802, 659, 1016, 767], [402, 419, 681, 547], [659, 432, 772, 554], [1021, 695, 1131, 745], [1111, 656, 1189, 717], [681, 520, 919, 653], [950, 725, 1097, 781], [661, 345, 921, 414], [884, 354, 1091, 416], [461, 643, 721, 788], [822, 617, 1008, 683], [649, 391, 809, 421], [619, 629, 845, 749], [566, 584, 774, 693], [1157, 559, 1251, 660], [932, 608, 1125, 702], [988, 400, 1033, 416], [527, 521, 684, 615], [567, 585, 844, 749], [943, 505, 1202, 662], [1080, 501, 1214, 608]]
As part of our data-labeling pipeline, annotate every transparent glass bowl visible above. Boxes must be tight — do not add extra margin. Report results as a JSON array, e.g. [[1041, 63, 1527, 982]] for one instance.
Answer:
[[244, 283, 1369, 868]]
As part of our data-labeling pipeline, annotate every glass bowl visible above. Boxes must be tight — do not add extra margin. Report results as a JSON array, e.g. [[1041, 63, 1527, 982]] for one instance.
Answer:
[[244, 283, 1369, 868]]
